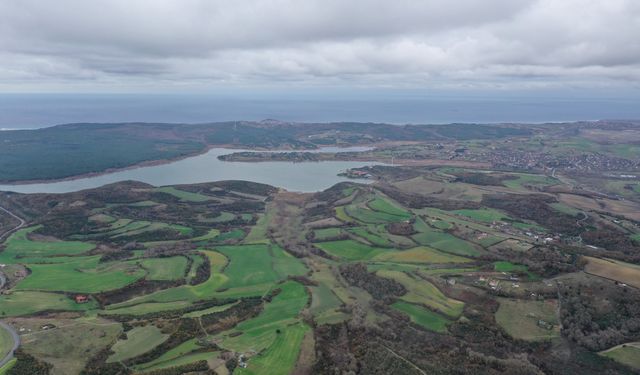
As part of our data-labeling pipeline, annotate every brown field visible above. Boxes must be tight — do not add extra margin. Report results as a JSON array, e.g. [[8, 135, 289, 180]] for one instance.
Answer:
[[392, 177, 486, 202], [584, 256, 640, 288], [558, 193, 640, 221]]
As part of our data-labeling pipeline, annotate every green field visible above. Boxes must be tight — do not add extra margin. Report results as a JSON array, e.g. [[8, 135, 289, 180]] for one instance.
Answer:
[[377, 270, 464, 318], [156, 186, 214, 202], [495, 298, 559, 341], [451, 208, 511, 223], [108, 325, 169, 363], [215, 244, 306, 288], [142, 351, 217, 372], [367, 197, 412, 220], [348, 226, 393, 247], [345, 205, 409, 224], [412, 229, 480, 256], [135, 339, 204, 370], [494, 261, 527, 272], [372, 246, 471, 264], [0, 325, 14, 365], [0, 291, 97, 316], [182, 301, 239, 318], [315, 240, 388, 260], [237, 323, 309, 375], [0, 226, 95, 263], [313, 227, 344, 241], [600, 343, 640, 370], [392, 301, 450, 333], [103, 301, 192, 316], [141, 256, 189, 280], [16, 256, 145, 293], [220, 281, 308, 355]]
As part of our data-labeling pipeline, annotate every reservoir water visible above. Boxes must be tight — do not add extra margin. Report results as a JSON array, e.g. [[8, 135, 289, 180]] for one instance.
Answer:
[[0, 147, 380, 194]]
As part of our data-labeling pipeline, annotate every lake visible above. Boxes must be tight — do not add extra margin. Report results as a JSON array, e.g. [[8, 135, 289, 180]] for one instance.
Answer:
[[0, 147, 381, 194]]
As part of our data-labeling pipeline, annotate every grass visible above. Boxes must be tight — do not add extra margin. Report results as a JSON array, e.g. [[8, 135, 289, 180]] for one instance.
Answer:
[[348, 226, 393, 247], [315, 240, 388, 260], [377, 270, 464, 318], [494, 261, 527, 272], [155, 186, 214, 202], [215, 244, 306, 288], [16, 256, 145, 293], [236, 323, 309, 375], [142, 351, 217, 371], [18, 316, 122, 374], [220, 281, 308, 354], [208, 211, 236, 223], [0, 226, 95, 263], [244, 211, 272, 244], [0, 359, 16, 374], [600, 343, 640, 369], [630, 233, 640, 245], [0, 325, 14, 364], [451, 208, 511, 223], [182, 301, 239, 318], [313, 227, 344, 241], [141, 256, 189, 280], [584, 256, 640, 288], [412, 229, 480, 257], [367, 197, 412, 220], [135, 339, 204, 370], [191, 229, 221, 242], [495, 298, 559, 341], [103, 301, 192, 315], [345, 205, 408, 224], [215, 229, 246, 242], [392, 301, 450, 333], [372, 246, 471, 264], [0, 291, 97, 316], [502, 173, 559, 190], [108, 325, 169, 363]]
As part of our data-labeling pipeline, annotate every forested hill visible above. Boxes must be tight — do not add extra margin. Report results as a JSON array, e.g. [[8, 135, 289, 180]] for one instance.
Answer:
[[0, 121, 532, 183]]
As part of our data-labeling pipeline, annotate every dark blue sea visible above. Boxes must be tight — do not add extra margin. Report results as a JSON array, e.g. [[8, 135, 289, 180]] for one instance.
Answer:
[[0, 91, 639, 129]]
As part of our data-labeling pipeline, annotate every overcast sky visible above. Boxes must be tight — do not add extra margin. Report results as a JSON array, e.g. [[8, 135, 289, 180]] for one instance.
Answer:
[[0, 0, 639, 93]]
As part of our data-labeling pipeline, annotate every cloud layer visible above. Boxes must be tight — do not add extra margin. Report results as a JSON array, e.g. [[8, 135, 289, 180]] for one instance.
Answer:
[[0, 0, 638, 91]]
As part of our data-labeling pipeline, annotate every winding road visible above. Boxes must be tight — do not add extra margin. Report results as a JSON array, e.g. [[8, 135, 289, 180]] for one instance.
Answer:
[[0, 204, 25, 368]]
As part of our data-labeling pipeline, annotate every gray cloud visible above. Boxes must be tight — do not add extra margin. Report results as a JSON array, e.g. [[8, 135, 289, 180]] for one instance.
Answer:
[[0, 0, 638, 91]]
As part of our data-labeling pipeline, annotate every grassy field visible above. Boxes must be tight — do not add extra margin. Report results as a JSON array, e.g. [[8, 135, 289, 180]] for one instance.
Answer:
[[372, 246, 471, 264], [182, 301, 239, 318], [600, 342, 640, 370], [348, 226, 393, 247], [334, 206, 353, 223], [220, 281, 308, 354], [156, 186, 214, 202], [108, 325, 169, 363], [16, 256, 145, 293], [494, 261, 527, 272], [366, 197, 412, 220], [502, 173, 559, 190], [377, 270, 464, 318], [0, 291, 97, 316], [392, 301, 450, 333], [141, 256, 189, 280], [315, 240, 388, 260], [0, 326, 13, 365], [103, 301, 192, 316], [584, 256, 640, 288], [237, 322, 309, 375], [215, 244, 306, 288], [17, 317, 121, 375], [243, 211, 272, 244], [0, 226, 95, 263], [135, 339, 204, 370], [313, 227, 344, 241], [495, 298, 559, 341], [345, 205, 409, 224], [451, 208, 511, 223], [412, 229, 480, 257], [142, 351, 218, 372]]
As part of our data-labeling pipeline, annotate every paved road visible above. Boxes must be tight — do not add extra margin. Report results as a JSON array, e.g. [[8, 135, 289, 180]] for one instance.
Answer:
[[0, 205, 26, 242], [0, 321, 20, 368], [0, 204, 24, 368], [0, 204, 26, 290]]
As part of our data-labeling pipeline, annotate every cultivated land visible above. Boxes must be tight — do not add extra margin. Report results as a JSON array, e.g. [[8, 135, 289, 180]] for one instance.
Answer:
[[1, 121, 640, 374]]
